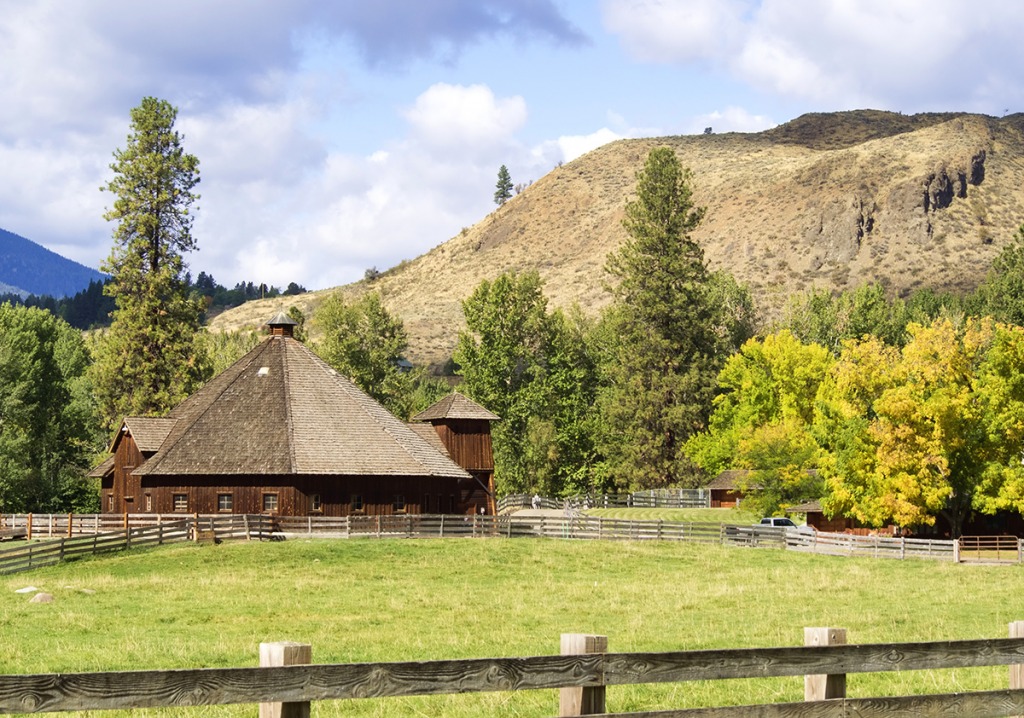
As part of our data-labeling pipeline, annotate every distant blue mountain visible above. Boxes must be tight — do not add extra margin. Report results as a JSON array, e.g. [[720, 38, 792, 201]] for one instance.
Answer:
[[0, 227, 105, 298]]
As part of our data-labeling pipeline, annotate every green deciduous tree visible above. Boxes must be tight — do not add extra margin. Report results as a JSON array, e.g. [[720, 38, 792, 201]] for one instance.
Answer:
[[313, 291, 416, 418], [735, 420, 823, 517], [0, 303, 100, 512], [971, 224, 1024, 326], [599, 146, 733, 489], [781, 283, 910, 352], [455, 273, 604, 496], [90, 97, 209, 430], [685, 330, 833, 478], [523, 306, 602, 496], [494, 165, 513, 205], [454, 271, 551, 493]]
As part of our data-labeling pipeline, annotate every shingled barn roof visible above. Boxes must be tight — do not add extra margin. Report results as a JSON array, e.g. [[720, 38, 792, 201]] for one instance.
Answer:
[[131, 335, 470, 479], [411, 392, 500, 422], [406, 423, 451, 457]]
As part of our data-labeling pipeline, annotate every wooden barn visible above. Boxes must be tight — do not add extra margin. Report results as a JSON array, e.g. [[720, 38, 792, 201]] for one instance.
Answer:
[[91, 313, 500, 517]]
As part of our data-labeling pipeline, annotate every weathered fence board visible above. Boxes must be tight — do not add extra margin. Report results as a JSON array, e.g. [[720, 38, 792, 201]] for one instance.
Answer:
[[3, 637, 1024, 715]]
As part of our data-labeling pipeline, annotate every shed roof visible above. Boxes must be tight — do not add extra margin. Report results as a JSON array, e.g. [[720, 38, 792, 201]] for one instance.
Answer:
[[412, 392, 500, 422], [706, 469, 751, 490], [785, 500, 823, 513], [87, 455, 115, 479], [131, 335, 470, 479]]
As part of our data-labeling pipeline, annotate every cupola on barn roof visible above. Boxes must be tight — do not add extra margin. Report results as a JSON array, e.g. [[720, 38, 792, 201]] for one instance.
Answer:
[[266, 311, 299, 337]]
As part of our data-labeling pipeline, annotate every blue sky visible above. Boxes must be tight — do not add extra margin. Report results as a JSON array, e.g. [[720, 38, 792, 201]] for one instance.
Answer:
[[1, 1, 1021, 291]]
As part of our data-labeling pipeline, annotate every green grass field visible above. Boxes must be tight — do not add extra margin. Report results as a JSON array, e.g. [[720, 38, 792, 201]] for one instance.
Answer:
[[2, 536, 1022, 717]]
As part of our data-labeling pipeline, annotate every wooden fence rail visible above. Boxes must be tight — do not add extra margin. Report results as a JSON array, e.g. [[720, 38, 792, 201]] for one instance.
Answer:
[[3, 628, 1024, 715]]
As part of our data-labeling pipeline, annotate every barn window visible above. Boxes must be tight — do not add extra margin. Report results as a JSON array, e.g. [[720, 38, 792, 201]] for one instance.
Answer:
[[173, 494, 188, 512], [262, 493, 279, 513], [351, 494, 363, 512], [218, 493, 233, 512], [145, 494, 152, 512], [310, 494, 322, 512], [393, 495, 405, 512]]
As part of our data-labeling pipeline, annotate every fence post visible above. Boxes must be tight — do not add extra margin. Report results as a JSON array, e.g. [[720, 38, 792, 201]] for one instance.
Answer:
[[953, 538, 961, 563], [26, 513, 32, 541], [805, 627, 847, 701], [559, 633, 607, 716], [259, 641, 312, 718], [67, 513, 73, 538], [1010, 621, 1024, 696]]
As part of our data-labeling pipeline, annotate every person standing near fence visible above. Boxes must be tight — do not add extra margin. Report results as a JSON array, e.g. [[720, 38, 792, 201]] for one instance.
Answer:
[[532, 494, 541, 510]]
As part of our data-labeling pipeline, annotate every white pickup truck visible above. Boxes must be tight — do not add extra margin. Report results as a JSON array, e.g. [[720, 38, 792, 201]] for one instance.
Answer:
[[759, 517, 815, 535]]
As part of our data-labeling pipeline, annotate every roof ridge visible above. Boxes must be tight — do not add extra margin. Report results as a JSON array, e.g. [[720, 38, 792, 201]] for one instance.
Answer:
[[282, 338, 296, 474]]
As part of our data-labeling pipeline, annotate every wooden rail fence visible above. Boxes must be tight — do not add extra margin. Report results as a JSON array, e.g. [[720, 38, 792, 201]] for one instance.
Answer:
[[498, 490, 711, 512], [0, 515, 273, 575], [0, 512, 1003, 572], [3, 626, 1024, 716]]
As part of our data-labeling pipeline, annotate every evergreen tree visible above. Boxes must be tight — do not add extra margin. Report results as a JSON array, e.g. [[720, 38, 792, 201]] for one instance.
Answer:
[[90, 97, 209, 430], [599, 146, 720, 489], [494, 165, 513, 205]]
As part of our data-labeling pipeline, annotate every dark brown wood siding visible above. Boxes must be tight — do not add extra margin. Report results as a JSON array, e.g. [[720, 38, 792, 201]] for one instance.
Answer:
[[133, 475, 474, 516], [431, 420, 494, 471], [107, 434, 145, 514]]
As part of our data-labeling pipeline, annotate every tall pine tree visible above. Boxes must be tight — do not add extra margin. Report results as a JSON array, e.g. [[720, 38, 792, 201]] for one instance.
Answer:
[[600, 147, 721, 489], [91, 97, 209, 430]]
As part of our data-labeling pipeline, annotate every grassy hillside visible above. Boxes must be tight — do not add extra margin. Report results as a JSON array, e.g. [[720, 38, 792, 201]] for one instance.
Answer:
[[210, 111, 1024, 366], [2, 538, 1021, 716]]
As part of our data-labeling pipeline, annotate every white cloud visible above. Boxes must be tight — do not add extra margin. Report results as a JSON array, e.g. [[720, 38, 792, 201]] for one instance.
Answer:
[[601, 0, 751, 63], [403, 83, 528, 152], [603, 0, 1024, 113], [541, 128, 623, 164]]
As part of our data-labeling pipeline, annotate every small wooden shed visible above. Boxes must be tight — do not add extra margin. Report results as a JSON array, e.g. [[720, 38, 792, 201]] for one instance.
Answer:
[[706, 470, 752, 508]]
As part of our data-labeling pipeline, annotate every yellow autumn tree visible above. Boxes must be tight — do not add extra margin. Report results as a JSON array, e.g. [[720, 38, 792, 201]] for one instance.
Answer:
[[818, 318, 1005, 535]]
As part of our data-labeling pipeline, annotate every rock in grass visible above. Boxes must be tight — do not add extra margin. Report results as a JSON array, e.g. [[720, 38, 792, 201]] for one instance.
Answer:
[[29, 592, 53, 603], [14, 586, 39, 594]]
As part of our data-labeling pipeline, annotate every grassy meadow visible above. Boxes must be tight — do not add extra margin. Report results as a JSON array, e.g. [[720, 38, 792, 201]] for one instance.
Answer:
[[2, 536, 1023, 717]]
